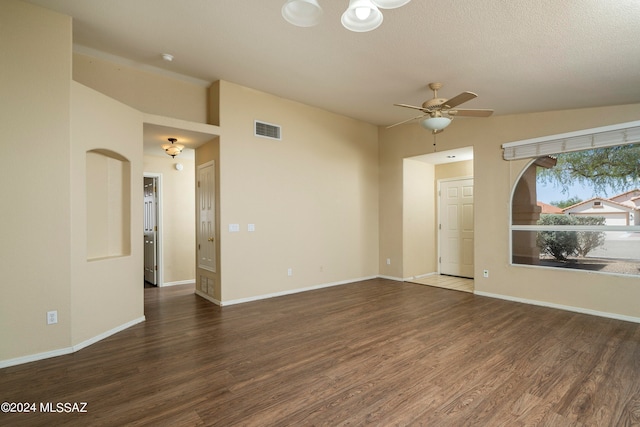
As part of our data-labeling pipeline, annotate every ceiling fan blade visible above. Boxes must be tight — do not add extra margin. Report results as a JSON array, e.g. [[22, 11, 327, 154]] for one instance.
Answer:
[[386, 113, 427, 129], [449, 109, 494, 117], [394, 103, 430, 112], [441, 91, 477, 109]]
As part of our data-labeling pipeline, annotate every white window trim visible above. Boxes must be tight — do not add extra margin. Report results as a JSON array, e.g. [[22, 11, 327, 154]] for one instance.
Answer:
[[502, 120, 640, 160], [512, 224, 640, 232]]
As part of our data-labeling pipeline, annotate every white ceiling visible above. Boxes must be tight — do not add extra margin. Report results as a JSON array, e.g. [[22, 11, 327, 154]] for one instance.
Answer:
[[24, 0, 640, 129]]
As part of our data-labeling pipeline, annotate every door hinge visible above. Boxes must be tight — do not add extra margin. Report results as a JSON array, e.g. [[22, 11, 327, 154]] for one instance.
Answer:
[[198, 244, 201, 250], [439, 257, 441, 263], [439, 224, 441, 230], [155, 265, 158, 271], [197, 181, 201, 188], [154, 225, 158, 232]]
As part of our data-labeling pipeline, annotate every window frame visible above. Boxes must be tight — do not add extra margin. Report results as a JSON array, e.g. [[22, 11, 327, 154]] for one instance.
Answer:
[[506, 122, 640, 277]]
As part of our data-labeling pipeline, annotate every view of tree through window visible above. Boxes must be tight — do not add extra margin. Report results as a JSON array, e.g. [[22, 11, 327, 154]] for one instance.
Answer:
[[511, 144, 640, 276]]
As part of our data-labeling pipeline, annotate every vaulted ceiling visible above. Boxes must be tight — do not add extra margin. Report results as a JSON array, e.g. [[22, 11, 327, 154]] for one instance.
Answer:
[[24, 0, 640, 127]]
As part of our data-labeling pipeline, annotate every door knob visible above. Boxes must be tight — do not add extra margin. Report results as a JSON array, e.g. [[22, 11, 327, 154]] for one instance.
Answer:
[[208, 237, 214, 242]]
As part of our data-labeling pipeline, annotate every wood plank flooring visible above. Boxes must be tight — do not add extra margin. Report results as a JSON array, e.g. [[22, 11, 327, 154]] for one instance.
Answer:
[[409, 274, 474, 293], [2, 278, 640, 426]]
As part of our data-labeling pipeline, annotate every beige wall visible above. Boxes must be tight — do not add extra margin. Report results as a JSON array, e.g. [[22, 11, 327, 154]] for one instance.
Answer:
[[402, 159, 436, 278], [143, 155, 196, 285], [0, 0, 73, 361], [217, 82, 379, 302], [73, 53, 208, 123], [70, 82, 144, 345], [435, 160, 473, 182], [380, 104, 640, 319]]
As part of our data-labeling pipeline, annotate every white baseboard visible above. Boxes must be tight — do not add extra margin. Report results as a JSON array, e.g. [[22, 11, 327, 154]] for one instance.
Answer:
[[377, 275, 403, 282], [475, 291, 640, 324], [0, 316, 146, 369], [195, 289, 221, 306], [402, 272, 438, 281], [414, 272, 438, 279], [220, 275, 378, 306], [0, 347, 74, 370], [72, 316, 145, 352], [160, 280, 195, 288]]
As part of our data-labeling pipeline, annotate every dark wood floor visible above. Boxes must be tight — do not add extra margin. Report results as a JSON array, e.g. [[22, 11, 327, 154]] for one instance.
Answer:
[[2, 279, 640, 426]]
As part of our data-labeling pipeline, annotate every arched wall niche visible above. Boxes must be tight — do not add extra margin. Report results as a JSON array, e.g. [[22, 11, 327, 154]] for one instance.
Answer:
[[86, 148, 131, 260]]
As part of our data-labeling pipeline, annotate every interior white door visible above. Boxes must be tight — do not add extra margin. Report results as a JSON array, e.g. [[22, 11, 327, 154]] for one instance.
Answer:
[[439, 178, 474, 278], [143, 177, 157, 284], [198, 161, 216, 272]]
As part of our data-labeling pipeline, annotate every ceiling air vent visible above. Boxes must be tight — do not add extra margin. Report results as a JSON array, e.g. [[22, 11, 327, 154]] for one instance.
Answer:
[[254, 120, 281, 140]]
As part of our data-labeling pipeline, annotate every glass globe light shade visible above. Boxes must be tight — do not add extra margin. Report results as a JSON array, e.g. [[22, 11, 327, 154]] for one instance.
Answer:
[[420, 117, 452, 131], [342, 0, 383, 32], [282, 0, 323, 27], [371, 0, 411, 9]]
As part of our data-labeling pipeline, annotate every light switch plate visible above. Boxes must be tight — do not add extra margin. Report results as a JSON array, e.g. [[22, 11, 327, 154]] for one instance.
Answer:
[[248, 224, 255, 232], [229, 224, 240, 232]]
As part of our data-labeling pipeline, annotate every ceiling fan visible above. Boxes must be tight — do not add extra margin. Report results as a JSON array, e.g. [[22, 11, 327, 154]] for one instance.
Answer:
[[388, 82, 494, 133]]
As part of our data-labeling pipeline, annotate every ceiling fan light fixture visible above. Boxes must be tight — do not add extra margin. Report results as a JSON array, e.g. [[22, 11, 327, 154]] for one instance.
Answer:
[[371, 0, 411, 9], [282, 0, 323, 27], [342, 0, 383, 32], [420, 117, 452, 131]]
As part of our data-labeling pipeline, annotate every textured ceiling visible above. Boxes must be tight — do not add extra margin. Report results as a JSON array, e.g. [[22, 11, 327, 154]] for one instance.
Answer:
[[24, 0, 640, 128]]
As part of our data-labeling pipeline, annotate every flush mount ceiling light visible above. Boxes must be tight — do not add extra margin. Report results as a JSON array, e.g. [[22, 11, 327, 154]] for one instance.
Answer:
[[282, 0, 410, 32], [161, 137, 184, 158]]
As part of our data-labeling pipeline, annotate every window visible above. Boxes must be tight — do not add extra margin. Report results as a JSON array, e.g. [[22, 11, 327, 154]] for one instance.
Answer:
[[505, 122, 640, 277]]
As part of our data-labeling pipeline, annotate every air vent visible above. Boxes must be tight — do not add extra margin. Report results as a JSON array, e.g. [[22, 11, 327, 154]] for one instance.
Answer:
[[254, 120, 281, 140]]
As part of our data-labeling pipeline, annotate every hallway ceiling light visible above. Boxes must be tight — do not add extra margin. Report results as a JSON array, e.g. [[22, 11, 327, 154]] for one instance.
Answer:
[[282, 0, 410, 32], [162, 137, 184, 158]]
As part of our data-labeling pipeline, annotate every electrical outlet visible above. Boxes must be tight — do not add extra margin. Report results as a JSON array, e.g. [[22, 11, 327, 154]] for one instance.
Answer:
[[386, 258, 391, 265], [483, 269, 489, 278], [47, 310, 58, 325], [287, 268, 293, 277]]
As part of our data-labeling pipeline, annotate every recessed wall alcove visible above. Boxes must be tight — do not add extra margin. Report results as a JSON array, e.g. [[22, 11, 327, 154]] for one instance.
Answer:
[[86, 149, 131, 260]]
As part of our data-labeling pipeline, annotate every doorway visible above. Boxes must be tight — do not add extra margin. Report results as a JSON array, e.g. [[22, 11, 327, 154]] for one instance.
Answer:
[[403, 147, 475, 290], [438, 177, 474, 278], [197, 161, 216, 273], [143, 174, 162, 287]]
